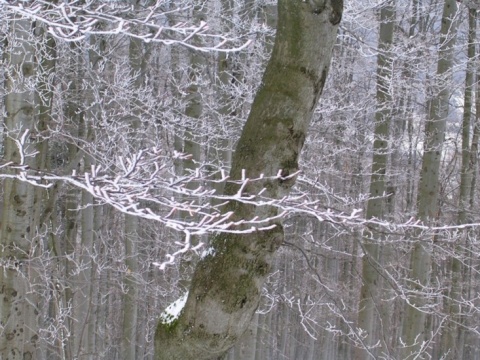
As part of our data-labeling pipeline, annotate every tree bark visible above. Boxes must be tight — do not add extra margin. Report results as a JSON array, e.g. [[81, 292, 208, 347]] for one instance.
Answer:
[[401, 0, 459, 357], [154, 1, 343, 359], [0, 16, 44, 360], [121, 10, 146, 357], [440, 8, 476, 359], [356, 3, 395, 358]]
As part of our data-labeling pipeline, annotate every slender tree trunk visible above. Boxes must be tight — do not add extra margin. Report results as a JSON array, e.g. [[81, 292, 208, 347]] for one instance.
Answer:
[[182, 2, 206, 187], [35, 30, 57, 359], [0, 16, 49, 359], [440, 8, 476, 359], [469, 60, 480, 209], [122, 213, 139, 359], [356, 3, 395, 358], [121, 8, 148, 355], [209, 0, 236, 202], [401, 0, 458, 357], [63, 44, 94, 359], [77, 160, 95, 359], [155, 1, 343, 359], [63, 172, 79, 360]]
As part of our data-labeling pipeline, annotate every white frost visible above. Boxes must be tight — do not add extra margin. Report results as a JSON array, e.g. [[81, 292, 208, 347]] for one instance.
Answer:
[[200, 246, 216, 259], [160, 292, 188, 324]]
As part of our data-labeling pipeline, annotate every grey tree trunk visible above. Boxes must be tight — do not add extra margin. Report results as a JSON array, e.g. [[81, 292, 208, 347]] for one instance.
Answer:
[[0, 17, 43, 360], [77, 159, 95, 359], [34, 30, 57, 360], [469, 51, 480, 209], [440, 8, 476, 359], [356, 2, 395, 358], [401, 0, 458, 357], [154, 1, 343, 359], [121, 10, 147, 357]]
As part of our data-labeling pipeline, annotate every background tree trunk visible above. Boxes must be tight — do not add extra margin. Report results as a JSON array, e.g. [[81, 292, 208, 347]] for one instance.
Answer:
[[401, 0, 459, 357], [0, 17, 43, 360], [439, 8, 476, 359], [356, 2, 395, 358]]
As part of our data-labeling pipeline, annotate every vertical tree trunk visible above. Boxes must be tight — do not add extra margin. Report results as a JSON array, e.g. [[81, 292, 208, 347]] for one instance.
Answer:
[[78, 159, 95, 359], [123, 211, 139, 360], [0, 17, 42, 360], [470, 81, 480, 208], [121, 7, 147, 355], [356, 3, 395, 358], [155, 1, 343, 359], [63, 44, 94, 359], [209, 0, 236, 202], [35, 30, 57, 359], [71, 109, 96, 358], [401, 0, 458, 357], [440, 8, 476, 359], [181, 2, 206, 187]]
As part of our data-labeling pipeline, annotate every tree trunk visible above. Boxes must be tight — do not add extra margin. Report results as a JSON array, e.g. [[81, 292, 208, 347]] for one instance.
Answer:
[[401, 0, 458, 357], [121, 10, 147, 356], [356, 2, 395, 358], [154, 1, 343, 359], [35, 30, 57, 360], [0, 17, 42, 360], [440, 8, 476, 359]]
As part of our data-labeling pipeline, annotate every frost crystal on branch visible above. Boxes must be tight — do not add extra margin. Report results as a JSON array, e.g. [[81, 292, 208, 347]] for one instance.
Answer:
[[4, 0, 252, 51]]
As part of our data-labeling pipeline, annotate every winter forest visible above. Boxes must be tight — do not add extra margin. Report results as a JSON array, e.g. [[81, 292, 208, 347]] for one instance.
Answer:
[[3, 0, 480, 359]]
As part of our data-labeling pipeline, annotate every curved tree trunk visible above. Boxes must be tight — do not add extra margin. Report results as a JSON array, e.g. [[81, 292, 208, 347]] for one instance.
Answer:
[[154, 1, 343, 359]]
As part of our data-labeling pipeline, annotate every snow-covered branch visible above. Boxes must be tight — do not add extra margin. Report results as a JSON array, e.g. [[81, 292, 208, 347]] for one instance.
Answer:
[[6, 131, 480, 240], [4, 0, 252, 52]]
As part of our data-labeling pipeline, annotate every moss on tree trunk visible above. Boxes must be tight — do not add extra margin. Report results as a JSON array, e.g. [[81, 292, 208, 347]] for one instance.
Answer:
[[155, 1, 343, 359]]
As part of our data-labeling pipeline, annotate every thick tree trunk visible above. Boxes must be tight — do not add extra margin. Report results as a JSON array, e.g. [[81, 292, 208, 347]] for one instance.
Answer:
[[154, 1, 343, 359]]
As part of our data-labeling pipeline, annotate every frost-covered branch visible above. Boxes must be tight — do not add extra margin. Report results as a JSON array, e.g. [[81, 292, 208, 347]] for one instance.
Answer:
[[3, 0, 252, 52], [6, 131, 480, 238]]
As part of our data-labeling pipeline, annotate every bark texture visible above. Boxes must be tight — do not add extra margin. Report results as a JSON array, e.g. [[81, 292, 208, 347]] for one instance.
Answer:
[[401, 0, 458, 357], [440, 8, 477, 359], [154, 1, 343, 359], [0, 18, 40, 360], [356, 3, 395, 357]]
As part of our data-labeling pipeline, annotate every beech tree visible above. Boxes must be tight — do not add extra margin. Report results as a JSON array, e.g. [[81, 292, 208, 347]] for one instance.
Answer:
[[1, 14, 44, 360], [6, 0, 480, 359], [154, 1, 343, 359], [356, 2, 395, 358], [402, 1, 459, 357]]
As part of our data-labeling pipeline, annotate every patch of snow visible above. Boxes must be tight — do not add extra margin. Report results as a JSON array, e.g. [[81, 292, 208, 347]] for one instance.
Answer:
[[160, 292, 188, 324], [200, 246, 216, 259]]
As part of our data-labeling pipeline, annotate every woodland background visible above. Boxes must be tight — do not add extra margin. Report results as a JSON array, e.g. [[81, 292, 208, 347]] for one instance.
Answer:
[[1, 0, 479, 359]]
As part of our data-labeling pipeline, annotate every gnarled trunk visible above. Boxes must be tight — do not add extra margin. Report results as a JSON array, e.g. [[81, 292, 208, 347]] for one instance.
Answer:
[[154, 1, 343, 359]]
